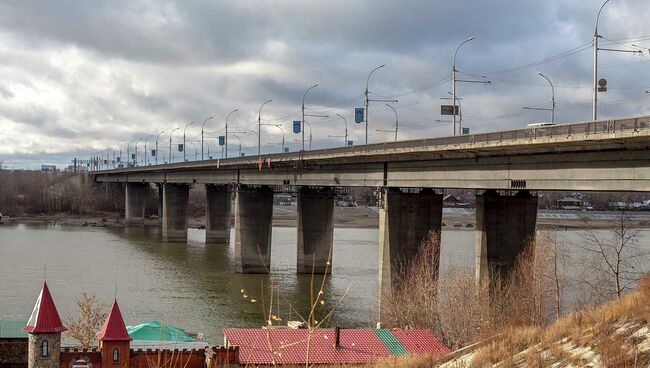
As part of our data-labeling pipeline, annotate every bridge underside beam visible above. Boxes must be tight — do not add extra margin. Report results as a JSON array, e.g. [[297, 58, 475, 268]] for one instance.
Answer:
[[234, 185, 273, 273], [125, 182, 148, 226], [378, 188, 443, 297], [296, 187, 335, 274], [162, 183, 190, 242], [475, 190, 538, 286], [205, 184, 231, 244]]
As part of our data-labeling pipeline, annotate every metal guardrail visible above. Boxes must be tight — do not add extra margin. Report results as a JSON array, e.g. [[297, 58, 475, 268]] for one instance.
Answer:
[[92, 115, 650, 173]]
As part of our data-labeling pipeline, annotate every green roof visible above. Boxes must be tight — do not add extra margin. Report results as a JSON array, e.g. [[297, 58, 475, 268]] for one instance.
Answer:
[[0, 320, 28, 338], [374, 329, 409, 356], [126, 321, 194, 342]]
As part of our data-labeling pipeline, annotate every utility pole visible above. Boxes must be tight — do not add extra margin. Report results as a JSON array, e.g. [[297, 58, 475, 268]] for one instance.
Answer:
[[201, 116, 214, 160], [224, 109, 238, 158], [144, 135, 153, 166]]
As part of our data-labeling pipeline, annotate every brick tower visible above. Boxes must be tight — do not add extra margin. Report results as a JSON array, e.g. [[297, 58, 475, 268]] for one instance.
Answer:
[[97, 300, 131, 368], [22, 282, 67, 368]]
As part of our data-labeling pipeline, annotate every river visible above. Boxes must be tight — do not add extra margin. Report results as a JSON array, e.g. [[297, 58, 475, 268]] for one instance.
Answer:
[[1, 219, 649, 343]]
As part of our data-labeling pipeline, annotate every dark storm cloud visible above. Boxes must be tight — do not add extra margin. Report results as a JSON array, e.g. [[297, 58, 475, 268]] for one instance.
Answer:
[[0, 0, 648, 168]]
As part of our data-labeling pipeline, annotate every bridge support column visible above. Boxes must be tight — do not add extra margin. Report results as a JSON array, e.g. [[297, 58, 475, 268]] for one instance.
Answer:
[[157, 183, 163, 222], [125, 182, 147, 226], [378, 188, 443, 297], [161, 183, 190, 242], [234, 185, 273, 273], [297, 187, 335, 274], [475, 190, 538, 286], [206, 184, 231, 244]]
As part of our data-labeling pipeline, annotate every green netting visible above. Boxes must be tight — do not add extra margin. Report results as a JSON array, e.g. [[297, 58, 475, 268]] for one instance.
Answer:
[[0, 320, 28, 338], [126, 321, 194, 342], [374, 329, 409, 356]]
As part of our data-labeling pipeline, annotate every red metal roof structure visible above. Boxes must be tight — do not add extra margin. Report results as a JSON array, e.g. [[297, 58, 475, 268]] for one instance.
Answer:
[[97, 300, 131, 341], [22, 282, 67, 333], [223, 328, 449, 365]]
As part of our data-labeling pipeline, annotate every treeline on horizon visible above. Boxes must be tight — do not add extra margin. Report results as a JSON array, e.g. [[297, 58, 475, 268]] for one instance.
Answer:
[[1, 170, 648, 216]]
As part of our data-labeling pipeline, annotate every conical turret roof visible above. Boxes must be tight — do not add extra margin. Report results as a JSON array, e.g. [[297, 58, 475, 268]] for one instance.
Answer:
[[97, 300, 131, 341], [22, 282, 67, 333]]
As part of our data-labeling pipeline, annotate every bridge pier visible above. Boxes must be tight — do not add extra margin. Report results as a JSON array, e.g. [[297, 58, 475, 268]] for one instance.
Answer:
[[234, 185, 273, 273], [205, 184, 232, 244], [125, 182, 148, 226], [475, 190, 538, 286], [157, 183, 163, 222], [161, 183, 190, 242], [297, 187, 335, 274], [378, 188, 443, 297]]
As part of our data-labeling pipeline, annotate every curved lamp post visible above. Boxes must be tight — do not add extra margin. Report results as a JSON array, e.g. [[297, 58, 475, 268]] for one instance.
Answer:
[[364, 64, 385, 144], [169, 127, 180, 163], [200, 116, 214, 160], [183, 122, 194, 162], [337, 113, 348, 146], [302, 84, 318, 151], [385, 104, 399, 142], [155, 130, 165, 165], [257, 100, 273, 157], [224, 109, 238, 158], [452, 36, 476, 135]]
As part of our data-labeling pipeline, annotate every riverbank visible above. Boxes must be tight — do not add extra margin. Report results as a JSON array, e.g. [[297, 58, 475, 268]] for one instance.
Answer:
[[4, 207, 650, 230]]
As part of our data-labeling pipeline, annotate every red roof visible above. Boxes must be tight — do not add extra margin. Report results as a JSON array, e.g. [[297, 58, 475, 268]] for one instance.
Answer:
[[97, 300, 131, 341], [223, 328, 449, 365], [22, 282, 67, 333]]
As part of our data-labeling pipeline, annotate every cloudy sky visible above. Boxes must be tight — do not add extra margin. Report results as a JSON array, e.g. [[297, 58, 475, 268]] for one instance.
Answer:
[[0, 0, 649, 169]]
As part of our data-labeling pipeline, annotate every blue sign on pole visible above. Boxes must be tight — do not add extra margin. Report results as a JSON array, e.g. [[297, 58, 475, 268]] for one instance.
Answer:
[[218, 136, 225, 146], [355, 108, 364, 123], [293, 121, 301, 133], [116, 157, 121, 162], [131, 154, 135, 160], [178, 144, 184, 152], [347, 140, 353, 146], [151, 149, 156, 157]]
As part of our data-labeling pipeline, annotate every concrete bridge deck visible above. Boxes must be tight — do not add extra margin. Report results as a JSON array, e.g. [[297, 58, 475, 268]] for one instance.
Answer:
[[93, 115, 650, 191]]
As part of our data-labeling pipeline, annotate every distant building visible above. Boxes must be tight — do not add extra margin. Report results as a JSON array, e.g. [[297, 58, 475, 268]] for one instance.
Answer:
[[557, 197, 583, 210], [223, 327, 449, 366], [40, 165, 57, 172]]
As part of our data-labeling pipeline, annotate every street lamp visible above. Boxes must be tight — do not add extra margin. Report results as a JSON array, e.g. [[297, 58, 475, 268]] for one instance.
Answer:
[[452, 36, 476, 135], [169, 127, 180, 163], [302, 85, 317, 151], [183, 122, 194, 162], [386, 104, 398, 141], [201, 116, 214, 160], [189, 142, 198, 161], [337, 113, 348, 146], [257, 100, 273, 157], [231, 134, 243, 157], [155, 130, 165, 165], [523, 73, 555, 123], [263, 124, 286, 153], [224, 109, 238, 158], [364, 64, 399, 145], [134, 138, 143, 166], [143, 134, 153, 166]]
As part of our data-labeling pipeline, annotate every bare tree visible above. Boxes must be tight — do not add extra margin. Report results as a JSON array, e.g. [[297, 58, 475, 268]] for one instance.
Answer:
[[578, 210, 646, 300], [65, 292, 107, 348]]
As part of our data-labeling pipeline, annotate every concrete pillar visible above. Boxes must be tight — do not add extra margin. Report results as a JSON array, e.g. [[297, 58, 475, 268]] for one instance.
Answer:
[[234, 185, 273, 273], [125, 182, 147, 226], [378, 188, 443, 297], [475, 190, 538, 286], [296, 187, 335, 274], [157, 183, 163, 222], [206, 184, 232, 244], [161, 183, 190, 242]]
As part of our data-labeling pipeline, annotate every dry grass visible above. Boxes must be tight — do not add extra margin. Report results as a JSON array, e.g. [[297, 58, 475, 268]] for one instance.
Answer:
[[441, 275, 650, 367]]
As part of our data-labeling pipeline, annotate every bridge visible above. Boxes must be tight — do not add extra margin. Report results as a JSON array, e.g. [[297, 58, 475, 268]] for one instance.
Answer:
[[92, 115, 650, 293]]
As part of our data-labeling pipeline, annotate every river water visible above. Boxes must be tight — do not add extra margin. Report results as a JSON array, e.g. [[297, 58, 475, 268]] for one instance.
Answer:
[[1, 218, 649, 343]]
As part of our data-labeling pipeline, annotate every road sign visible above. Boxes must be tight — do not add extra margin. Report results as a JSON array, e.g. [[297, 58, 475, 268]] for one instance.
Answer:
[[347, 140, 353, 146], [178, 144, 184, 152], [462, 127, 470, 135], [441, 105, 459, 116], [151, 149, 156, 156], [218, 136, 225, 146], [116, 157, 121, 162], [293, 121, 301, 133], [598, 78, 607, 92], [131, 154, 135, 160], [355, 108, 364, 123], [284, 147, 289, 153]]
